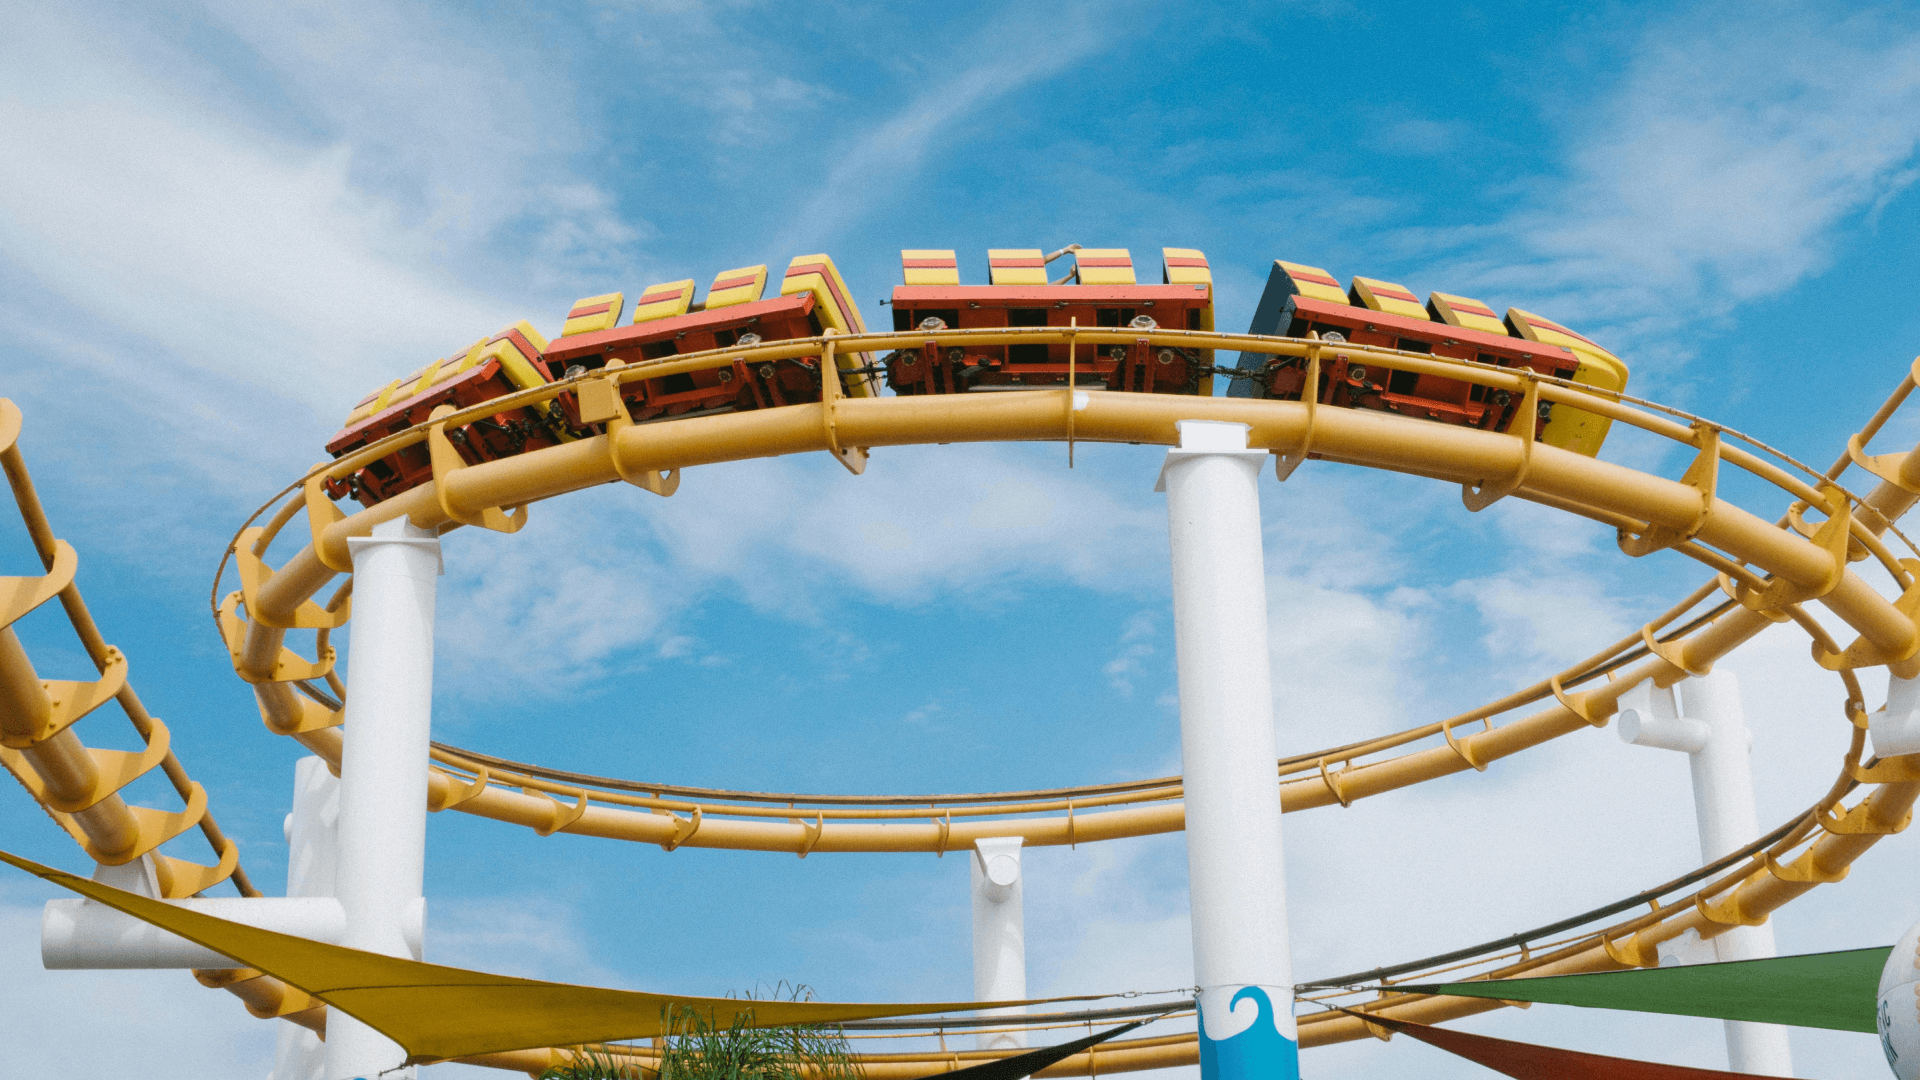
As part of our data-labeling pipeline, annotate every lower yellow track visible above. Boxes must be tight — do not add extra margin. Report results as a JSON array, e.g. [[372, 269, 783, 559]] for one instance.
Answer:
[[7, 325, 1920, 1075]]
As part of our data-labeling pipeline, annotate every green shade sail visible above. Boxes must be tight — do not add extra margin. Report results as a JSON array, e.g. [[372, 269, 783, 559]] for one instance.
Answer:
[[1395, 946, 1891, 1033], [1, 848, 1096, 1065]]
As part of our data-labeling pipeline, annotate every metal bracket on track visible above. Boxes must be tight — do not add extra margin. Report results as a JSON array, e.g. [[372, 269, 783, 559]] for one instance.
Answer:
[[581, 360, 680, 497], [0, 646, 129, 749], [234, 526, 351, 630], [0, 538, 76, 630], [426, 404, 529, 532], [1813, 557, 1920, 672], [304, 466, 352, 573], [1275, 346, 1320, 482], [1618, 423, 1720, 557], [151, 837, 240, 898], [1549, 671, 1611, 728], [1, 715, 171, 813], [531, 787, 589, 837], [218, 592, 335, 684], [818, 330, 868, 476], [1462, 373, 1538, 511], [430, 765, 490, 812], [1737, 485, 1852, 613]]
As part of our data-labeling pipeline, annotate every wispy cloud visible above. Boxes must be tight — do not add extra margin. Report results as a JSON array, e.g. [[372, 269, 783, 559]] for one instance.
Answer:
[[772, 4, 1119, 251], [1438, 3, 1920, 355]]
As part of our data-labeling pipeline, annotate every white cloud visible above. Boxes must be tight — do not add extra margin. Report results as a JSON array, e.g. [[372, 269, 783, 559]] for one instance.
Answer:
[[1434, 3, 1920, 364]]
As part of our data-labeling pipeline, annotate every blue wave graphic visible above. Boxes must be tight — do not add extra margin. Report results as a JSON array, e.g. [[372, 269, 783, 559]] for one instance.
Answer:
[[1198, 985, 1300, 1080]]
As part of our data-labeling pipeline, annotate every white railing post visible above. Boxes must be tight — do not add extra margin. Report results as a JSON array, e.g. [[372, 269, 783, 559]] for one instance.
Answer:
[[1157, 420, 1298, 1080], [970, 836, 1026, 1050], [1618, 669, 1792, 1076], [326, 517, 440, 1080]]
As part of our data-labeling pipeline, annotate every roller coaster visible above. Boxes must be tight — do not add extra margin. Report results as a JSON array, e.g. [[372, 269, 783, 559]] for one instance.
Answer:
[[3, 242, 1918, 1077]]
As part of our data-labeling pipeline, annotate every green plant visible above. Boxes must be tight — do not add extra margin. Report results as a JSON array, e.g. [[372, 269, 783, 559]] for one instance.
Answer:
[[541, 984, 863, 1080], [542, 1046, 647, 1080]]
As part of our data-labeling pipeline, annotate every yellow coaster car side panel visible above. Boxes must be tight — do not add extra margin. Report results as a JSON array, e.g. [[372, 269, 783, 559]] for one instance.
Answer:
[[563, 292, 624, 337], [1351, 276, 1431, 320], [987, 248, 1048, 286], [1507, 306, 1630, 459], [782, 254, 876, 397], [902, 249, 960, 286], [705, 265, 767, 309], [1076, 248, 1135, 285], [1428, 291, 1509, 335], [633, 280, 696, 323]]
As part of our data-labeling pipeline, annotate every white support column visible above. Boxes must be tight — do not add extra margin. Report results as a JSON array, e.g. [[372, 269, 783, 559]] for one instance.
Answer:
[[273, 756, 341, 1080], [970, 837, 1026, 1051], [1618, 670, 1792, 1076], [327, 517, 441, 1080], [1156, 420, 1298, 1080]]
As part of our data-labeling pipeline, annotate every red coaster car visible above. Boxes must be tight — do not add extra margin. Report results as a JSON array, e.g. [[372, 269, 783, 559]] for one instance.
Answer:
[[885, 247, 1218, 396], [539, 255, 877, 433], [323, 322, 559, 507], [1228, 261, 1628, 455]]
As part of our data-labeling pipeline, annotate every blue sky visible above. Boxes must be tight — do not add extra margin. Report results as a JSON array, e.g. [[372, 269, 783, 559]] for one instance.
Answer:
[[4, 0, 1920, 1076]]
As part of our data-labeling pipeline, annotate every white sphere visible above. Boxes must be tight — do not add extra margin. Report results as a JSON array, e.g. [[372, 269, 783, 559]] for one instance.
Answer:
[[1877, 919, 1920, 1078]]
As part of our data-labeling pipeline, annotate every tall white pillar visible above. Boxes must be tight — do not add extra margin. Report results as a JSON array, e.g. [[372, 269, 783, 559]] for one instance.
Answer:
[[1619, 670, 1792, 1076], [273, 756, 340, 1080], [326, 517, 440, 1080], [1156, 420, 1298, 1080], [970, 837, 1026, 1051]]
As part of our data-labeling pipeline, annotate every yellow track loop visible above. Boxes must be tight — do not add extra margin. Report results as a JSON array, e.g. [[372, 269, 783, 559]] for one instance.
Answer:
[[182, 329, 1920, 1072], [229, 331, 1920, 857]]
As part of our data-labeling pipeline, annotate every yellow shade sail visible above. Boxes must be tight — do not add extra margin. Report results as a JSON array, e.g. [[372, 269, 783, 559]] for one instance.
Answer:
[[1, 848, 1094, 1064]]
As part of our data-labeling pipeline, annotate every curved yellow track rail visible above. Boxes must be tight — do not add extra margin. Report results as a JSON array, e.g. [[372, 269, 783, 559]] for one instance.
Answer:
[[7, 325, 1920, 1074]]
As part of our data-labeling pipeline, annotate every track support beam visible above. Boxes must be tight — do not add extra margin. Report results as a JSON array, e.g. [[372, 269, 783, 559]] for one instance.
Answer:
[[970, 836, 1027, 1050], [1618, 670, 1793, 1076], [1158, 420, 1298, 1080], [328, 518, 440, 1080]]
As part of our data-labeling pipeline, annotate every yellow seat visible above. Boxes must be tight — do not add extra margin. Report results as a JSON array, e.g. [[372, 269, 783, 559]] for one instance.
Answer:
[[1350, 276, 1430, 320], [1161, 248, 1211, 286], [987, 249, 1048, 286], [1075, 248, 1135, 285], [562, 292, 624, 336], [705, 265, 767, 310], [632, 280, 696, 323], [1427, 292, 1508, 335], [901, 250, 960, 286], [1273, 261, 1350, 305]]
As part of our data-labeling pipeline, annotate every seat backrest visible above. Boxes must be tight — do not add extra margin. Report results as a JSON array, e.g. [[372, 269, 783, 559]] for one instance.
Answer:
[[705, 265, 767, 309], [902, 250, 960, 286], [987, 249, 1048, 285], [562, 292, 624, 336], [1075, 248, 1135, 285], [1427, 292, 1508, 335], [1349, 276, 1430, 320], [1162, 248, 1211, 285], [632, 279, 696, 323]]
